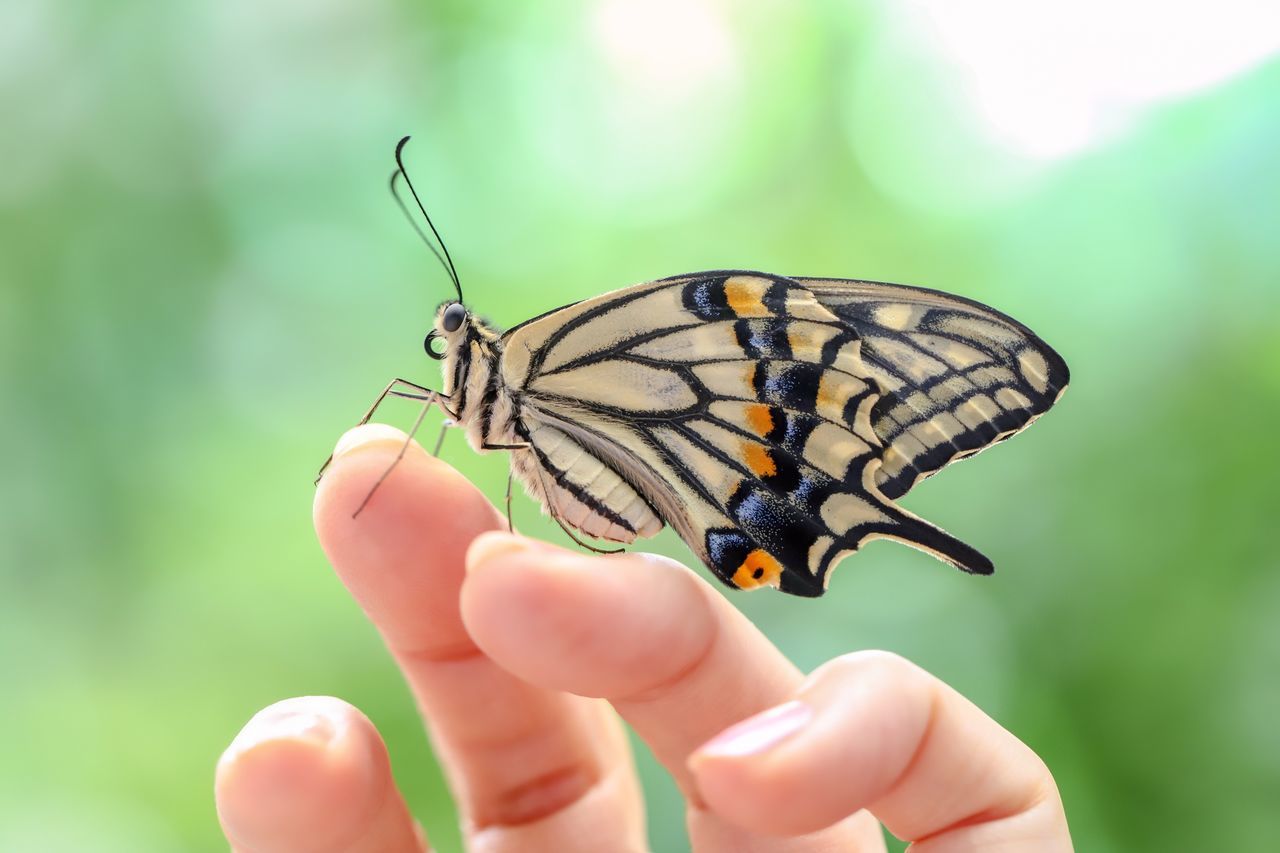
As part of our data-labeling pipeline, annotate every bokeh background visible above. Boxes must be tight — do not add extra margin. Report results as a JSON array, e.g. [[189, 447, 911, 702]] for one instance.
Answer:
[[2, 0, 1278, 850]]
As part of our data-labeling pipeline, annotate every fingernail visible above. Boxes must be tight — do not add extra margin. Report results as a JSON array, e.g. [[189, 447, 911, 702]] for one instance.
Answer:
[[332, 424, 410, 460], [222, 705, 337, 766], [466, 532, 533, 573], [696, 700, 812, 759]]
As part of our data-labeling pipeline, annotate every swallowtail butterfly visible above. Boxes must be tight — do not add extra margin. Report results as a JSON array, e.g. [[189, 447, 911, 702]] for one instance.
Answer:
[[330, 139, 1069, 598]]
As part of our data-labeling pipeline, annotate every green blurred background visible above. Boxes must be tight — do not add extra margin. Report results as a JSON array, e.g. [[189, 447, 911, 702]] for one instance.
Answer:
[[2, 0, 1278, 850]]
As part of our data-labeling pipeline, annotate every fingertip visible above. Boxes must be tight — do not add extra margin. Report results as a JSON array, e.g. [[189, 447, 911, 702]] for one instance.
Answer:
[[465, 531, 550, 575], [333, 423, 420, 461], [691, 650, 993, 839], [687, 654, 938, 836], [688, 699, 826, 836], [461, 533, 563, 623], [311, 423, 502, 653], [215, 697, 388, 850], [459, 543, 593, 677], [314, 423, 463, 531], [460, 547, 715, 700]]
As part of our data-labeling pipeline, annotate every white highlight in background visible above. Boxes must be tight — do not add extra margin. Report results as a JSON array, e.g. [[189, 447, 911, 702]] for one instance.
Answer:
[[591, 0, 736, 95], [908, 0, 1280, 160]]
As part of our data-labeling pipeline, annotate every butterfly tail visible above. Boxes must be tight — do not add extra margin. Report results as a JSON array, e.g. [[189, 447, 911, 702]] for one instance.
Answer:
[[874, 507, 995, 576]]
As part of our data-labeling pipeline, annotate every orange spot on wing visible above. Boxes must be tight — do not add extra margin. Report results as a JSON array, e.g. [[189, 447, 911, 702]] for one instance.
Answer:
[[732, 549, 783, 590], [725, 277, 769, 317], [745, 404, 774, 437], [743, 362, 757, 392], [743, 442, 777, 477]]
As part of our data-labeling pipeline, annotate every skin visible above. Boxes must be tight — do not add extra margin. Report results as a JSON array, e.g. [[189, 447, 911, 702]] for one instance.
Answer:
[[215, 424, 1072, 852]]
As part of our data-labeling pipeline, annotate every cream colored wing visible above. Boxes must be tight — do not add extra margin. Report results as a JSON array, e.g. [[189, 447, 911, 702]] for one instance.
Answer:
[[501, 272, 1000, 596]]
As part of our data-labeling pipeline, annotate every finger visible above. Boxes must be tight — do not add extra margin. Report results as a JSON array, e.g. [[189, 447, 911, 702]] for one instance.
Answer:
[[461, 534, 885, 851], [314, 425, 645, 849], [460, 534, 797, 787], [688, 651, 1071, 849], [215, 696, 426, 852]]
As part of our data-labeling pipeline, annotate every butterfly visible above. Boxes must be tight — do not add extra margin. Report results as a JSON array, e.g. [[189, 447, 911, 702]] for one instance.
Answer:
[[332, 138, 1070, 598]]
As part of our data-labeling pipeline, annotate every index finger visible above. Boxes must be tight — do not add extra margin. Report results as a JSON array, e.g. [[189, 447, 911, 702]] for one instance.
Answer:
[[314, 425, 645, 847]]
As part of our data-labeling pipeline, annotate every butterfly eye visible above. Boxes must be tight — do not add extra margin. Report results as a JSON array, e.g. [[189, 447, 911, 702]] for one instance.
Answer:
[[442, 302, 467, 333], [423, 331, 446, 360]]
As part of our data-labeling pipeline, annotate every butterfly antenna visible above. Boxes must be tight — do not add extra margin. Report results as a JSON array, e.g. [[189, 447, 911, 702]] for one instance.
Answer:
[[393, 135, 463, 302], [389, 171, 450, 282]]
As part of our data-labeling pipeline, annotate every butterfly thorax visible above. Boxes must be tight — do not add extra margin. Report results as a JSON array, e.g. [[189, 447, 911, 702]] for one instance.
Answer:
[[435, 311, 521, 454], [429, 300, 666, 545]]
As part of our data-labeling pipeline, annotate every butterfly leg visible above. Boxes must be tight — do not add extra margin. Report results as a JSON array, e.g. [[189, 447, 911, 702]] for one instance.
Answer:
[[351, 392, 439, 518], [492, 444, 531, 533], [316, 378, 453, 484], [505, 471, 514, 533], [431, 422, 451, 457]]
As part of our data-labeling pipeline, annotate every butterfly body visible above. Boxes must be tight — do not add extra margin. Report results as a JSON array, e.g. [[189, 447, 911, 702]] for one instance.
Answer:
[[425, 270, 1068, 597], [437, 312, 666, 544]]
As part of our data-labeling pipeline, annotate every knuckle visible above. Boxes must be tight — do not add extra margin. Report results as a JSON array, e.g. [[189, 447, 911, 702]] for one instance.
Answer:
[[823, 649, 920, 685], [475, 764, 599, 829]]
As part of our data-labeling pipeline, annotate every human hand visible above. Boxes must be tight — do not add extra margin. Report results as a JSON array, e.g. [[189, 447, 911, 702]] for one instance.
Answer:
[[214, 424, 1071, 851]]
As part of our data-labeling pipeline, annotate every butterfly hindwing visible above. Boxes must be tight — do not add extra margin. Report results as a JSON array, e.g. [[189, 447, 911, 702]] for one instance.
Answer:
[[513, 419, 664, 544], [652, 415, 993, 595]]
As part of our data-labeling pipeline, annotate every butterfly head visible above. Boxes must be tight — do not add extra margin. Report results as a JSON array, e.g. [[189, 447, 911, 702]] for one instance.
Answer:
[[424, 301, 475, 401], [425, 300, 502, 356], [424, 300, 502, 403], [424, 301, 470, 361], [432, 297, 486, 356]]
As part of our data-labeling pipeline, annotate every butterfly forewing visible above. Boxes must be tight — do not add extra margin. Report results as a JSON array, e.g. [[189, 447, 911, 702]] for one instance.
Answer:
[[794, 278, 1069, 500]]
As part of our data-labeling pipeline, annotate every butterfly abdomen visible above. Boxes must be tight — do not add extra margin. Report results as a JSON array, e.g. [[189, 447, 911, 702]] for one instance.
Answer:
[[514, 422, 663, 543]]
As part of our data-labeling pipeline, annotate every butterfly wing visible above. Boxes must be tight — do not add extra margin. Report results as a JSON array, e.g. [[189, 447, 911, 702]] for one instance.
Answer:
[[501, 271, 1020, 596], [795, 277, 1069, 499]]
